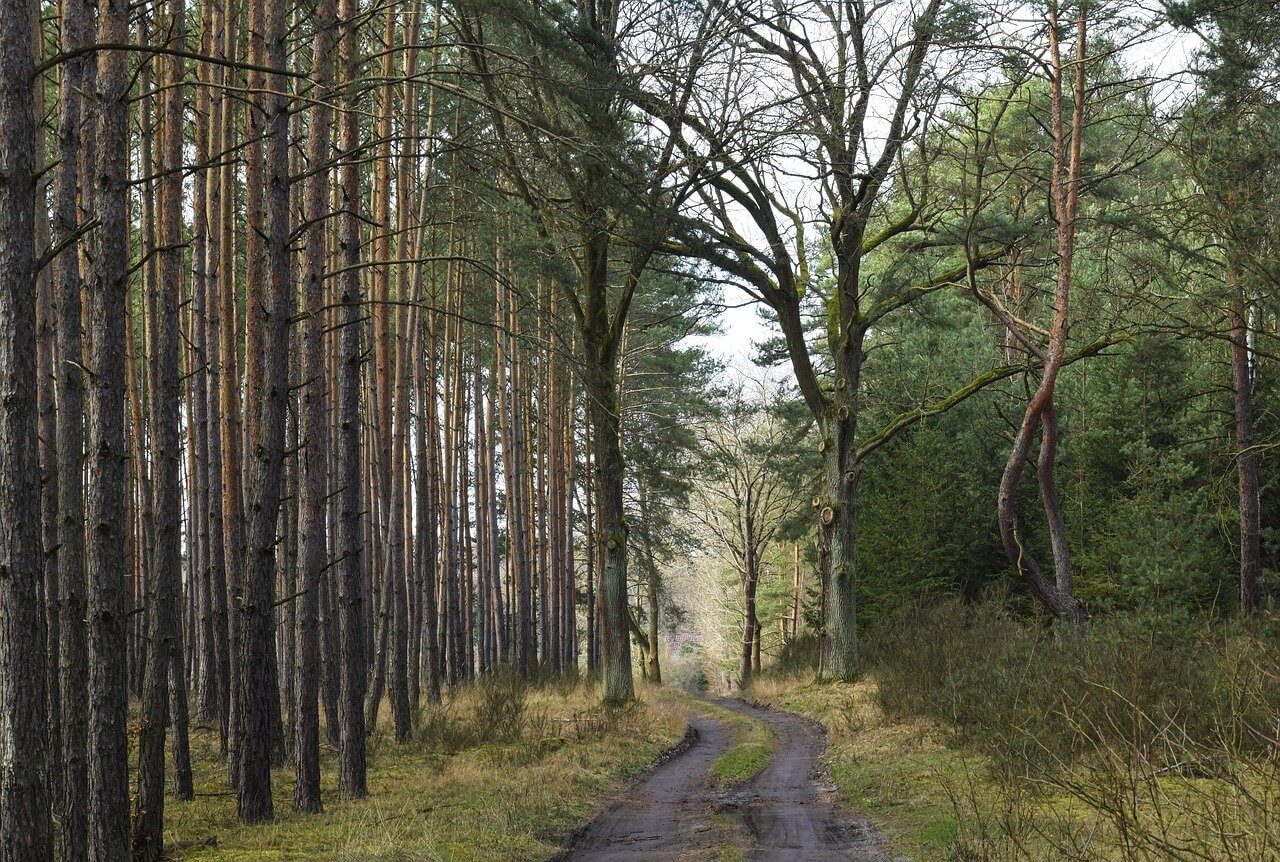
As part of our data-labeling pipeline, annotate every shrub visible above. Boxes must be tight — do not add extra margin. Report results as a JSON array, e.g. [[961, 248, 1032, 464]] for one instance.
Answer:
[[867, 597, 1280, 774], [868, 598, 1280, 860], [776, 633, 821, 675]]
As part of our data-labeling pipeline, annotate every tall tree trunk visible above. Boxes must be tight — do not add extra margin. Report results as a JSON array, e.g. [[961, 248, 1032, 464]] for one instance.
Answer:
[[740, 502, 757, 688], [240, 0, 292, 820], [635, 483, 661, 685], [53, 0, 93, 847], [415, 302, 442, 702], [996, 1, 1088, 629], [87, 0, 132, 851], [134, 2, 194, 848], [584, 366, 633, 702], [295, 0, 337, 813], [1229, 260, 1261, 615], [219, 0, 246, 783], [337, 0, 368, 796], [204, 0, 231, 750], [34, 21, 60, 849], [0, 0, 52, 852]]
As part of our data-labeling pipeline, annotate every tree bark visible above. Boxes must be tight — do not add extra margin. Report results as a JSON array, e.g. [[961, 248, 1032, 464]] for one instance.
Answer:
[[134, 2, 194, 848], [995, 1, 1088, 628], [337, 0, 368, 796], [1229, 260, 1261, 614], [87, 0, 133, 851], [295, 0, 337, 813], [53, 0, 93, 847], [236, 0, 292, 821], [0, 0, 52, 852]]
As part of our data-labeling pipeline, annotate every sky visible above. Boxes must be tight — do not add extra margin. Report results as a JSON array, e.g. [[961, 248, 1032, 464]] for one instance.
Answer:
[[687, 12, 1201, 386]]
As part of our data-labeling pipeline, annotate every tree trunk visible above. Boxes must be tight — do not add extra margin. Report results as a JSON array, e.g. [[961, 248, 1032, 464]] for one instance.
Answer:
[[295, 0, 337, 812], [585, 367, 633, 702], [1230, 261, 1261, 614], [740, 508, 758, 688], [818, 315, 864, 682], [134, 3, 193, 847], [87, 0, 133, 851], [53, 0, 93, 847], [0, 0, 52, 851], [995, 2, 1088, 629], [337, 0, 368, 796]]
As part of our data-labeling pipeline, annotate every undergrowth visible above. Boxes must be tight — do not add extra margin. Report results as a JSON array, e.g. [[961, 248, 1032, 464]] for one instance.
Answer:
[[166, 680, 684, 861], [753, 599, 1280, 861]]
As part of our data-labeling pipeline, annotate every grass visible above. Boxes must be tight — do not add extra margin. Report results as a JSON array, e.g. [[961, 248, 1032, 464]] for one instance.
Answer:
[[666, 693, 775, 786], [747, 660, 1280, 855], [745, 675, 965, 862], [165, 681, 685, 862]]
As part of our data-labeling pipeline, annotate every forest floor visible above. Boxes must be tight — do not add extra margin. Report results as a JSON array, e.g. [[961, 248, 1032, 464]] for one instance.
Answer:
[[558, 693, 891, 861], [163, 682, 685, 861]]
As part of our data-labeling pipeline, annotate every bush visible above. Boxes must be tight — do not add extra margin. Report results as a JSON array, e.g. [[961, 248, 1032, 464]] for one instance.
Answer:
[[868, 599, 1280, 860], [867, 597, 1280, 775], [776, 633, 820, 675], [416, 671, 533, 752]]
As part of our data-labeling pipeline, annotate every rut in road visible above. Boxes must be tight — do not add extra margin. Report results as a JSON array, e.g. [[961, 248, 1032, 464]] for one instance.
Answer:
[[557, 697, 893, 861]]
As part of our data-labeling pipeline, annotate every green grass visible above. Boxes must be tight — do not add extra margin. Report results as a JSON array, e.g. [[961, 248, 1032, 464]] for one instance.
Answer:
[[164, 683, 686, 862], [667, 694, 775, 786]]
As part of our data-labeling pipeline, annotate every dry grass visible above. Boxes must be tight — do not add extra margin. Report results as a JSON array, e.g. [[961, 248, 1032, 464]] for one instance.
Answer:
[[747, 675, 966, 860], [166, 681, 685, 862], [750, 620, 1280, 862]]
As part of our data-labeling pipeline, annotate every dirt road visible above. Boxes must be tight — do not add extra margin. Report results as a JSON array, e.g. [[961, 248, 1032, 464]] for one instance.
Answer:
[[556, 698, 892, 861]]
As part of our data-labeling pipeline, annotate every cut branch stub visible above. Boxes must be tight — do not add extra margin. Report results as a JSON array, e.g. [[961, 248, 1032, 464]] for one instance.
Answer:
[[819, 506, 836, 527], [836, 405, 850, 422]]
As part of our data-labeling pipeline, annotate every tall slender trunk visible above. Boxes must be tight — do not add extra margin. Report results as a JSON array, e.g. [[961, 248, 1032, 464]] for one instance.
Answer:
[[416, 301, 442, 701], [295, 0, 337, 812], [87, 0, 132, 851], [134, 2, 194, 848], [34, 19, 60, 847], [740, 501, 757, 687], [0, 0, 51, 852], [53, 0, 93, 847], [237, 0, 292, 821], [639, 489, 661, 685], [337, 0, 368, 796], [1229, 259, 1261, 614], [219, 0, 246, 783], [204, 0, 231, 750], [996, 1, 1088, 628]]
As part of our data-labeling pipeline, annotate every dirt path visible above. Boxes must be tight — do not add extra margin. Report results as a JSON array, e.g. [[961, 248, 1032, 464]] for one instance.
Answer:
[[557, 697, 892, 861]]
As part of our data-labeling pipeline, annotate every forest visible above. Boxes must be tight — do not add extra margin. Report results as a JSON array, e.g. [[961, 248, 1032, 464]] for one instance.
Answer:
[[0, 0, 1277, 858]]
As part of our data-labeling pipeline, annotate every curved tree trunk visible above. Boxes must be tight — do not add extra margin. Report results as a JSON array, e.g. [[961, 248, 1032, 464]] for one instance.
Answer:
[[995, 1, 1088, 629]]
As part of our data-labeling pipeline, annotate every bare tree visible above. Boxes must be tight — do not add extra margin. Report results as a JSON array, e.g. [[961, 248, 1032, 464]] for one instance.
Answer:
[[694, 390, 799, 686]]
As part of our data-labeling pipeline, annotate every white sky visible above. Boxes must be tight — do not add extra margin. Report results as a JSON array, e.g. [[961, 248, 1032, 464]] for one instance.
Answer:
[[688, 14, 1200, 384]]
